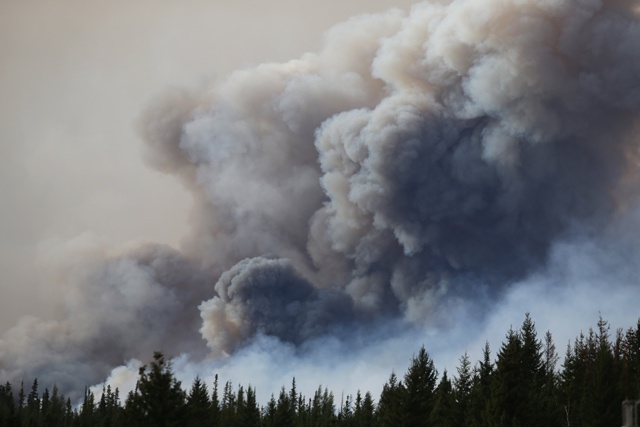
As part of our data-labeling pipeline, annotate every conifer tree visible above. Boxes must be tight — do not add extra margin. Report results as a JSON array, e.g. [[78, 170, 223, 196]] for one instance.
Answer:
[[376, 371, 403, 426], [466, 341, 493, 427], [263, 394, 277, 427], [338, 393, 354, 426], [429, 370, 456, 426], [453, 352, 473, 425], [186, 376, 210, 426], [487, 315, 551, 426], [211, 374, 221, 424], [360, 391, 375, 427], [79, 387, 97, 427], [402, 345, 437, 426], [219, 380, 237, 425], [242, 386, 261, 427], [275, 385, 295, 427], [136, 351, 186, 427], [0, 381, 15, 427]]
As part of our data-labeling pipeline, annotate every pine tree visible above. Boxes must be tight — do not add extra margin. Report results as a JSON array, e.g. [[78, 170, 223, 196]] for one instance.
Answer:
[[429, 370, 456, 426], [136, 351, 186, 427], [622, 320, 640, 399], [275, 385, 295, 427], [403, 345, 437, 426], [453, 352, 473, 425], [467, 341, 493, 427], [242, 386, 261, 427], [540, 330, 562, 426], [186, 376, 210, 426], [487, 315, 550, 426], [211, 374, 221, 425], [219, 380, 237, 426], [486, 327, 522, 427], [376, 372, 403, 426], [339, 393, 354, 426], [361, 391, 375, 427], [79, 387, 97, 427], [353, 390, 376, 427], [263, 394, 277, 427], [0, 381, 15, 427]]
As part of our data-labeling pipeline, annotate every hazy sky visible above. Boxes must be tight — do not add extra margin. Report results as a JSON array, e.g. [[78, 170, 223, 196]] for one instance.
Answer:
[[0, 0, 416, 332]]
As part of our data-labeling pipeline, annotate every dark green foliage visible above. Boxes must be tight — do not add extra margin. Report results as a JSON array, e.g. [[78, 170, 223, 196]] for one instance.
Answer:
[[429, 370, 456, 426], [4, 314, 639, 427], [211, 374, 221, 424], [275, 385, 296, 427], [185, 376, 210, 426], [375, 371, 403, 426], [560, 317, 625, 427], [402, 345, 437, 426], [453, 352, 472, 425], [0, 381, 16, 426], [486, 314, 558, 427], [352, 390, 375, 427], [135, 351, 187, 427]]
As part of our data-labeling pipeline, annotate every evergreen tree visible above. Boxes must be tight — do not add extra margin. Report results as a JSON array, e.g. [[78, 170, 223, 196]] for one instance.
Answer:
[[242, 386, 261, 427], [123, 386, 145, 426], [467, 341, 493, 427], [186, 376, 210, 426], [219, 380, 237, 426], [41, 385, 66, 427], [136, 351, 186, 427], [402, 345, 437, 426], [0, 381, 16, 427], [339, 393, 354, 426], [361, 391, 375, 427], [622, 320, 640, 399], [211, 374, 221, 425], [275, 385, 295, 427], [429, 370, 456, 426], [453, 352, 473, 426], [540, 330, 562, 427], [79, 387, 97, 427], [586, 316, 622, 426], [353, 390, 376, 426], [16, 381, 25, 426], [376, 372, 404, 427], [487, 315, 550, 426], [263, 394, 277, 427]]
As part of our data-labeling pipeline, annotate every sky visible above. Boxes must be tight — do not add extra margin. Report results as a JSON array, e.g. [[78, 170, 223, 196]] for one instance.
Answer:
[[0, 0, 416, 330], [2, 0, 640, 405]]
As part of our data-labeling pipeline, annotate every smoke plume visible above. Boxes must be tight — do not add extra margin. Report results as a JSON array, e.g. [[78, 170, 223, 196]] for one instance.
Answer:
[[2, 0, 640, 398]]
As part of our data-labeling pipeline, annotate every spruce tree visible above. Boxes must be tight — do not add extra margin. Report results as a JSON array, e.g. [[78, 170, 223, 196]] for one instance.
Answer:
[[136, 351, 186, 427], [242, 386, 261, 427], [211, 374, 221, 424], [376, 371, 403, 426], [186, 376, 211, 426], [453, 352, 473, 425], [429, 370, 456, 426], [402, 345, 437, 426], [0, 382, 15, 427]]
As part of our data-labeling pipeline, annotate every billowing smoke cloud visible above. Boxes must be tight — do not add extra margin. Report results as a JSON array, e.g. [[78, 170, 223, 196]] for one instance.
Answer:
[[3, 0, 640, 399]]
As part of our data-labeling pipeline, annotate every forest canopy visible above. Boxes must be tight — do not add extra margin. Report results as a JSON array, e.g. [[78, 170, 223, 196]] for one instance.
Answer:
[[0, 314, 638, 426]]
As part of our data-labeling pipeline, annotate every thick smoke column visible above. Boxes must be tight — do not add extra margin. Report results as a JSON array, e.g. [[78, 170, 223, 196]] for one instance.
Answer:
[[2, 0, 640, 396]]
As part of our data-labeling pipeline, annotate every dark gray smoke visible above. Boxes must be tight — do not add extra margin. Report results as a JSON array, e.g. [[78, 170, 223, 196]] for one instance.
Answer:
[[2, 0, 640, 397]]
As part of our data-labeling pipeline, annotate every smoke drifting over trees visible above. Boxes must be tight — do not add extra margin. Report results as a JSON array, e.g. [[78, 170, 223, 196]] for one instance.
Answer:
[[2, 0, 640, 397]]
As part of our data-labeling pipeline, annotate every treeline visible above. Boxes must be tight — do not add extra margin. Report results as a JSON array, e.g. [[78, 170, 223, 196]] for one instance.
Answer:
[[0, 314, 639, 426]]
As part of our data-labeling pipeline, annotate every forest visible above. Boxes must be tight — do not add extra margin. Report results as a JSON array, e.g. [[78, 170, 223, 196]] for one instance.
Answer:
[[0, 314, 638, 426]]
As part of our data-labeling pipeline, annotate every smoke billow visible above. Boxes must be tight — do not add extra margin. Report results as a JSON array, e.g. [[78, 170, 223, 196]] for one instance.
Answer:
[[3, 0, 640, 398]]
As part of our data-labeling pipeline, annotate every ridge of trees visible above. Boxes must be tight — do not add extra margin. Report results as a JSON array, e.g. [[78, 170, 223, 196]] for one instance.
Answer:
[[0, 313, 638, 426]]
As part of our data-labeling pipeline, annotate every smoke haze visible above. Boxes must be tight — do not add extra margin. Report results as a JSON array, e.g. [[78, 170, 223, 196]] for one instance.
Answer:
[[2, 0, 640, 402]]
